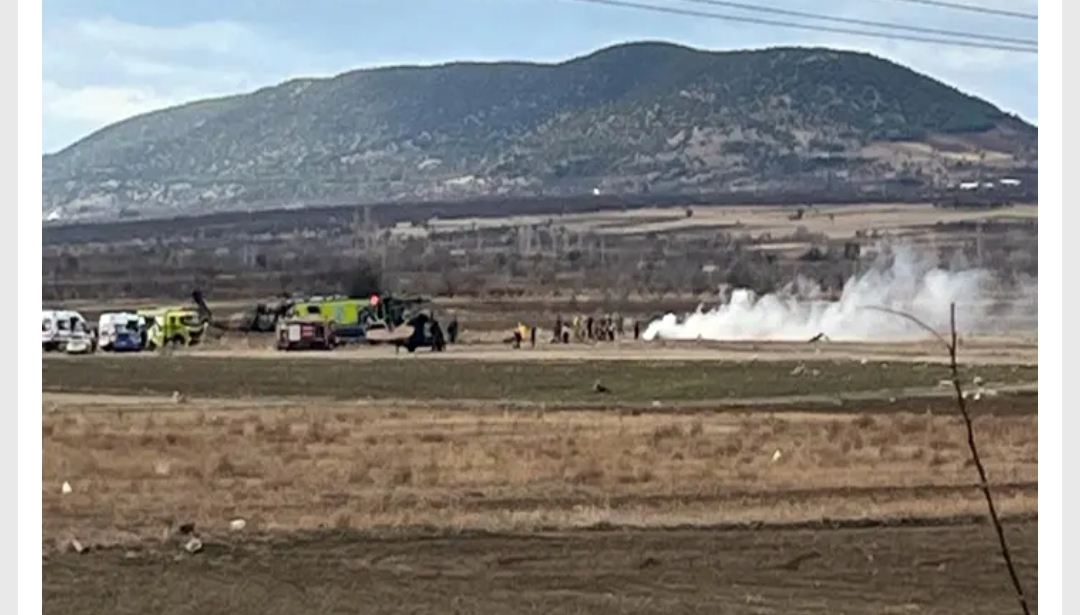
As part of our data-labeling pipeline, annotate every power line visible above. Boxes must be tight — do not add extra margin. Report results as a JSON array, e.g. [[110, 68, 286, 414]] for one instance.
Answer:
[[678, 0, 1036, 46], [565, 0, 1038, 53], [877, 0, 1037, 21]]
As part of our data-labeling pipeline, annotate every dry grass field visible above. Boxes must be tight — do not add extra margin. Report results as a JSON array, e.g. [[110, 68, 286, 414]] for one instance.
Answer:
[[43, 351, 1037, 614], [43, 397, 1037, 543]]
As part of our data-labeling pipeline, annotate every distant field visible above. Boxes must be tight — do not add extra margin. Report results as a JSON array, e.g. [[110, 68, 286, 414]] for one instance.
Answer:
[[44, 198, 1039, 302], [429, 202, 1039, 241]]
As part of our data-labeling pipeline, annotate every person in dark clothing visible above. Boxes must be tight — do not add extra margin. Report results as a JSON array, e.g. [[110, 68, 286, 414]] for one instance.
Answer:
[[530, 326, 536, 348], [633, 320, 640, 340], [586, 316, 594, 341], [431, 320, 446, 352], [446, 318, 459, 344]]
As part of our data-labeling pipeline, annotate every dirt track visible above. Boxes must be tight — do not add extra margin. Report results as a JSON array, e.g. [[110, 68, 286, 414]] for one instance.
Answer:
[[145, 335, 1040, 365], [44, 519, 1037, 615]]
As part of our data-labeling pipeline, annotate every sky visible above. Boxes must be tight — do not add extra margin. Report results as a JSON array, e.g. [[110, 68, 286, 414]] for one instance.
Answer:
[[41, 0, 1038, 154]]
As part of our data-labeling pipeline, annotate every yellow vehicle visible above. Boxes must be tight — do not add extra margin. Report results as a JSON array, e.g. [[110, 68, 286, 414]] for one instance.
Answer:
[[138, 307, 208, 350], [287, 296, 364, 328], [285, 294, 425, 342]]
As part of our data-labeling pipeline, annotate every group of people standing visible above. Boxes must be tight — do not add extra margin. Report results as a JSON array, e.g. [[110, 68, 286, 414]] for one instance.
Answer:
[[550, 313, 642, 344], [508, 313, 646, 349]]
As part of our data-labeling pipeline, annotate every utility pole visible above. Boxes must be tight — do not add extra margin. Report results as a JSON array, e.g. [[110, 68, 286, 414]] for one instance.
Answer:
[[976, 219, 984, 267], [351, 206, 362, 252], [363, 204, 373, 253]]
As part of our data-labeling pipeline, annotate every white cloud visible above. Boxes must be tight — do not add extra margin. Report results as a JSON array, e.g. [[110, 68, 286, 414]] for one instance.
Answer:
[[42, 18, 352, 153], [72, 18, 264, 55], [42, 80, 185, 126]]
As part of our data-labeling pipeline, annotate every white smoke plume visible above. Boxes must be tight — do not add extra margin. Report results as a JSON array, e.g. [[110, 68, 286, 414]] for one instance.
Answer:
[[643, 242, 1037, 343]]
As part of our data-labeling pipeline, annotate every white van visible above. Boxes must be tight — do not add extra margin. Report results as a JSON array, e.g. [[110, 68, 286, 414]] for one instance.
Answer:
[[42, 309, 94, 353], [97, 312, 146, 351]]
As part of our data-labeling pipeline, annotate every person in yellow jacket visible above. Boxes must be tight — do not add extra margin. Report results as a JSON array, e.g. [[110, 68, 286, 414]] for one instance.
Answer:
[[512, 322, 529, 349]]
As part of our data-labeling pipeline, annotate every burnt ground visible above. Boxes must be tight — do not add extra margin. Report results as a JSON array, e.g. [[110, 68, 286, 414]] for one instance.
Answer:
[[44, 518, 1037, 615]]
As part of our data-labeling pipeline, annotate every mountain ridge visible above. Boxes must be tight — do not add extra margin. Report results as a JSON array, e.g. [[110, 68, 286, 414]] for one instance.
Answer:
[[43, 40, 1037, 221]]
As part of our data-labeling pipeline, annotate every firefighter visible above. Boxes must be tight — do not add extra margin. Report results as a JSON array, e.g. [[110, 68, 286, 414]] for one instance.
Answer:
[[530, 325, 537, 348], [513, 322, 529, 349], [586, 316, 594, 341], [447, 318, 459, 344]]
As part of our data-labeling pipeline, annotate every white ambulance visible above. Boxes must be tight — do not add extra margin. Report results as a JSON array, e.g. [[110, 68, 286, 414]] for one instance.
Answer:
[[42, 309, 95, 353]]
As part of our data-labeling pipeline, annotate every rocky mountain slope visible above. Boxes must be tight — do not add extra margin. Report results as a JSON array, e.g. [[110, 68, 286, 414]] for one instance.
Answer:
[[42, 41, 1037, 220]]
